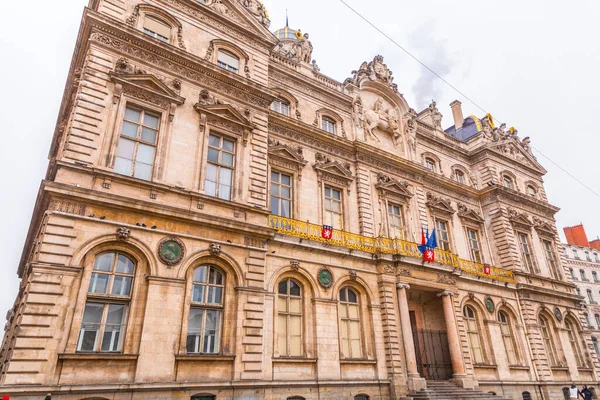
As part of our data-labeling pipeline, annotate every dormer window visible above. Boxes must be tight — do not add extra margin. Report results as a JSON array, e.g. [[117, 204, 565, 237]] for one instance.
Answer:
[[425, 158, 436, 173], [322, 117, 336, 134], [503, 175, 514, 190], [454, 170, 465, 184], [217, 50, 239, 73], [272, 99, 290, 116], [143, 17, 171, 43]]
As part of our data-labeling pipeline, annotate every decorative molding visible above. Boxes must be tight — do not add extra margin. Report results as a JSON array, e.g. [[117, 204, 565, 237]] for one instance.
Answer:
[[268, 139, 307, 179], [382, 265, 396, 275], [396, 282, 410, 290], [349, 270, 357, 280], [290, 259, 300, 271], [484, 297, 495, 313], [268, 122, 354, 160], [533, 216, 556, 238], [194, 94, 255, 146], [237, 0, 271, 28], [317, 267, 333, 289], [507, 208, 533, 231], [398, 266, 411, 277], [116, 227, 131, 241], [313, 153, 354, 192], [375, 173, 413, 202], [209, 242, 222, 256], [344, 55, 399, 93], [437, 273, 456, 286], [425, 192, 456, 217], [157, 237, 186, 266], [457, 203, 484, 225], [48, 200, 86, 216], [437, 290, 453, 298]]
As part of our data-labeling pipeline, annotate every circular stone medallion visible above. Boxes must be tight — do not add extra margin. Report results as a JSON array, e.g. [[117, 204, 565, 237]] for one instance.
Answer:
[[318, 267, 334, 289], [484, 297, 495, 313], [554, 307, 562, 322], [158, 237, 185, 266]]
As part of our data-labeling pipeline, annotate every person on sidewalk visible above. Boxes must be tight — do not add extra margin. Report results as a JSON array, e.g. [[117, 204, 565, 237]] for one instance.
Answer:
[[570, 384, 581, 400], [44, 394, 51, 400], [580, 385, 593, 400]]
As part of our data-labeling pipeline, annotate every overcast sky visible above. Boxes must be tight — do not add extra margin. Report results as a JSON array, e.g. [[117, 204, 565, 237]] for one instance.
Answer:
[[1, 0, 599, 316]]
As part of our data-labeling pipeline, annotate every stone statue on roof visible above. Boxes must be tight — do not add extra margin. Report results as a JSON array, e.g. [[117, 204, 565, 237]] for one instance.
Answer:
[[294, 33, 313, 63], [428, 100, 442, 128]]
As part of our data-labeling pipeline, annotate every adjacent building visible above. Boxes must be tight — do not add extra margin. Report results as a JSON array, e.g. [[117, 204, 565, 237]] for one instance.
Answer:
[[0, 1, 597, 399]]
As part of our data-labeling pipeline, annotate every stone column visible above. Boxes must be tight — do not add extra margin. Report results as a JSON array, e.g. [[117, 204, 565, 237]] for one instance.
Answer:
[[438, 290, 473, 388], [397, 283, 426, 391]]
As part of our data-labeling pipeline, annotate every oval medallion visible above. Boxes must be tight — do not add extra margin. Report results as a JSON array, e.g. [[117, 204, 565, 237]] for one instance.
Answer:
[[318, 267, 333, 289], [158, 237, 185, 266]]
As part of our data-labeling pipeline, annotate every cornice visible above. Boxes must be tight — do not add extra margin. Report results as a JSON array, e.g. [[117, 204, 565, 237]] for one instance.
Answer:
[[86, 11, 277, 108], [269, 63, 352, 111], [480, 185, 560, 217], [470, 144, 547, 176]]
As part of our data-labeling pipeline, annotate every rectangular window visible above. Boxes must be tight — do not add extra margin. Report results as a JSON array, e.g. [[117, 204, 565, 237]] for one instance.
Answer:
[[542, 240, 559, 280], [467, 228, 483, 264], [595, 314, 600, 328], [595, 253, 600, 263], [425, 159, 436, 173], [387, 203, 405, 239], [588, 290, 595, 304], [217, 50, 239, 73], [517, 232, 535, 273], [77, 302, 127, 352], [114, 106, 159, 181], [573, 249, 580, 259], [570, 268, 576, 280], [205, 133, 235, 201], [435, 219, 451, 251], [270, 171, 292, 218], [321, 117, 336, 134], [272, 99, 290, 116], [323, 186, 343, 230], [593, 271, 599, 283], [581, 270, 587, 281], [593, 338, 600, 357], [186, 308, 222, 354], [143, 17, 170, 43], [586, 251, 592, 261]]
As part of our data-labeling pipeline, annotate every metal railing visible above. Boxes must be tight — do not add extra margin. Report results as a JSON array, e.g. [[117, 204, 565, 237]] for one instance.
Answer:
[[269, 215, 516, 283]]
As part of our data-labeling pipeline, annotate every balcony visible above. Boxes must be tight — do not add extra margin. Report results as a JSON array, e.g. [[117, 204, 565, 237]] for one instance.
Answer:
[[269, 215, 516, 283]]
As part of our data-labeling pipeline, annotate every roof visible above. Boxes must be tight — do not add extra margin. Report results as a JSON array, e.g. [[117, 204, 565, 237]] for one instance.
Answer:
[[273, 26, 301, 41], [444, 115, 483, 142]]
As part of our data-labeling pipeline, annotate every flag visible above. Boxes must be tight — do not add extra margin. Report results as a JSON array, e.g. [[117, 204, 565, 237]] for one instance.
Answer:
[[427, 229, 438, 250], [417, 227, 427, 254], [483, 263, 491, 275], [321, 225, 332, 240], [424, 249, 435, 262]]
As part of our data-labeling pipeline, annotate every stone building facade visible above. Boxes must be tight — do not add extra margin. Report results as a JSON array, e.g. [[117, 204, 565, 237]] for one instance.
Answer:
[[0, 1, 598, 399]]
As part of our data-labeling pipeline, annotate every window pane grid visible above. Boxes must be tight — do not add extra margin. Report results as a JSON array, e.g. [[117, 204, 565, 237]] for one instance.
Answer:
[[277, 279, 303, 357], [322, 117, 336, 134], [518, 233, 535, 272], [116, 106, 159, 181], [339, 288, 362, 359], [217, 50, 239, 73], [205, 134, 235, 200], [324, 186, 343, 230], [387, 204, 405, 239], [270, 171, 292, 218], [463, 306, 484, 364], [272, 99, 290, 116], [435, 219, 451, 251], [187, 266, 224, 354], [467, 228, 483, 263]]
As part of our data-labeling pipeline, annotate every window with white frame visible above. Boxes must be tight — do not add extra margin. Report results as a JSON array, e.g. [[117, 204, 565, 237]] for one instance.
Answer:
[[114, 106, 160, 181], [565, 320, 585, 368], [435, 219, 451, 251], [216, 50, 239, 73], [517, 232, 535, 272], [463, 305, 484, 364], [143, 17, 171, 43], [387, 203, 405, 239], [277, 279, 303, 357], [499, 311, 518, 365], [542, 240, 559, 280], [467, 228, 483, 264], [270, 171, 292, 218], [77, 252, 135, 352], [454, 169, 466, 184], [272, 99, 290, 116], [338, 287, 363, 359], [324, 186, 343, 230], [205, 133, 235, 200], [321, 117, 336, 134], [425, 158, 436, 173], [187, 265, 224, 354]]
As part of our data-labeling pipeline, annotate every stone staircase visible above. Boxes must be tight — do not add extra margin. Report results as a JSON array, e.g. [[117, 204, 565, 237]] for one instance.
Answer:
[[408, 381, 512, 400]]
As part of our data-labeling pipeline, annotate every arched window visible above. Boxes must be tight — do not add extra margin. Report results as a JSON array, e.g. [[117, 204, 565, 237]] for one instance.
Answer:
[[287, 397, 306, 400], [272, 99, 290, 116], [499, 311, 518, 365], [217, 49, 240, 73], [580, 269, 587, 281], [78, 252, 136, 352], [354, 395, 370, 400], [143, 16, 171, 43], [187, 265, 225, 354], [562, 387, 571, 400], [502, 175, 514, 190], [522, 391, 531, 400], [339, 287, 363, 359], [565, 320, 585, 368], [425, 158, 436, 173], [191, 396, 216, 400], [539, 315, 559, 366], [463, 305, 484, 364], [322, 116, 336, 134], [277, 279, 303, 356], [454, 169, 466, 184], [527, 185, 537, 197]]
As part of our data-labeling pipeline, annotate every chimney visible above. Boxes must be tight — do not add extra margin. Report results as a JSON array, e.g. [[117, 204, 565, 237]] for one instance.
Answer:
[[563, 224, 590, 247], [450, 100, 464, 130]]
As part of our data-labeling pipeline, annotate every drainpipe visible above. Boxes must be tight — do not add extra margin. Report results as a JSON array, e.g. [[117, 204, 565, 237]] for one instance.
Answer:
[[515, 291, 545, 400]]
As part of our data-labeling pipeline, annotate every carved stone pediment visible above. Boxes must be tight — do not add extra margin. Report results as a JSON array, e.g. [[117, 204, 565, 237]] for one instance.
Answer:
[[268, 139, 307, 179], [313, 153, 354, 191], [533, 216, 556, 238], [426, 192, 455, 217], [110, 72, 185, 111], [507, 208, 532, 231], [194, 97, 255, 146], [487, 140, 544, 173], [344, 55, 398, 93], [457, 203, 484, 225], [375, 173, 413, 202]]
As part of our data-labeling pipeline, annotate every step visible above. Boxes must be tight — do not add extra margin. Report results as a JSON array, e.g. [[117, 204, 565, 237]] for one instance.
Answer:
[[407, 381, 512, 400]]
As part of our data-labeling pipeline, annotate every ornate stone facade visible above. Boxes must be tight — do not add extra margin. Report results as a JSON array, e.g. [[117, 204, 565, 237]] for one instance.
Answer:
[[0, 2, 596, 400]]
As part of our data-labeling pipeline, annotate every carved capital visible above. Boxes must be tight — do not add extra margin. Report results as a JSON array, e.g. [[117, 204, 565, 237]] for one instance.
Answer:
[[396, 282, 410, 291], [437, 290, 454, 298]]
